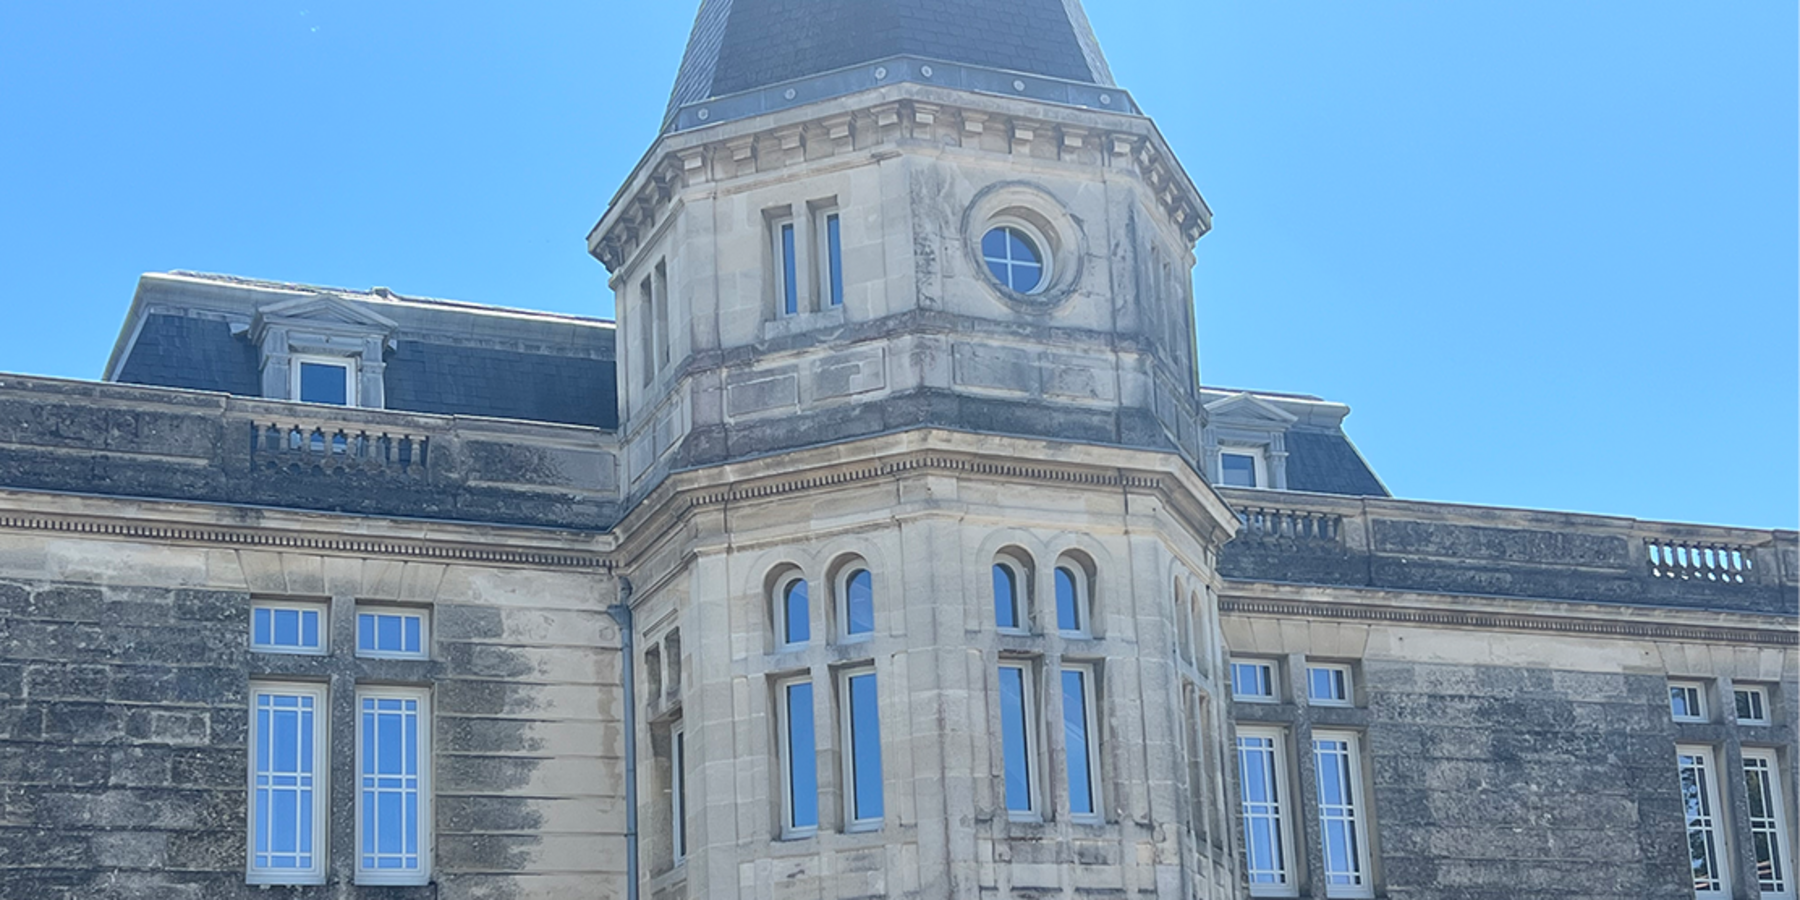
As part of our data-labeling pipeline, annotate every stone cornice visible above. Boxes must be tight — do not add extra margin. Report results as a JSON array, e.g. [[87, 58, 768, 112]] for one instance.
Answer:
[[589, 82, 1211, 274], [1219, 589, 1797, 648]]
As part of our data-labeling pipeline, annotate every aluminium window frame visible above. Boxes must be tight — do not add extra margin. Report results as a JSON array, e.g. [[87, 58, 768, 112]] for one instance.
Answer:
[[1742, 747, 1795, 899], [246, 681, 330, 886], [993, 557, 1032, 635], [290, 354, 359, 408], [250, 600, 328, 656], [774, 572, 811, 652], [1307, 663, 1354, 708], [775, 674, 820, 840], [1237, 725, 1300, 898], [355, 606, 430, 661], [1219, 445, 1269, 490], [1678, 744, 1732, 899], [1060, 663, 1104, 825], [1735, 685, 1771, 725], [1231, 659, 1280, 703], [772, 214, 801, 317], [353, 685, 432, 886], [815, 206, 845, 308], [1053, 561, 1093, 639], [836, 566, 875, 643], [839, 666, 884, 832], [1670, 680, 1710, 723], [1312, 730, 1376, 899], [997, 660, 1042, 821]]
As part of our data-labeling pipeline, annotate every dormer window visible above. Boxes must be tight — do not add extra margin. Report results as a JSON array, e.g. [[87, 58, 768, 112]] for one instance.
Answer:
[[293, 356, 356, 406], [1220, 447, 1267, 488]]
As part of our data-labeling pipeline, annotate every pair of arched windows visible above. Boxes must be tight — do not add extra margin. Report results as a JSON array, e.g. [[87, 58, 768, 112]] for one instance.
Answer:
[[993, 553, 1094, 637], [774, 565, 874, 650]]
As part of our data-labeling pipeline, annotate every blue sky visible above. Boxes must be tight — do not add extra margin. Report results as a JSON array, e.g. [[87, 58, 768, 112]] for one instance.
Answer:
[[0, 1, 1793, 528]]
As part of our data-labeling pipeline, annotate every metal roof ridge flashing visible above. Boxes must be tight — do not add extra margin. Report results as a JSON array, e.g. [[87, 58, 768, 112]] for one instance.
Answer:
[[667, 54, 1138, 134]]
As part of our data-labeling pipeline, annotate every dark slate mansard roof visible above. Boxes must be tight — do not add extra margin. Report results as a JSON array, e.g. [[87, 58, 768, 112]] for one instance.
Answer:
[[664, 0, 1118, 129], [107, 273, 619, 430]]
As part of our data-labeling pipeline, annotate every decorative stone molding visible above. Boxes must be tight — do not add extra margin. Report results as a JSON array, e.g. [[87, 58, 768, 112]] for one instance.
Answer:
[[250, 294, 398, 408]]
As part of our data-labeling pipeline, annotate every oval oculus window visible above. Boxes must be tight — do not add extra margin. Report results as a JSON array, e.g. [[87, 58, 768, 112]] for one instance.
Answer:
[[982, 226, 1045, 294]]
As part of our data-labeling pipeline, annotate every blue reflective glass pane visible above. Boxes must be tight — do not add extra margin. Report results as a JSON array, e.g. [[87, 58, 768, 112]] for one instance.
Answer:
[[849, 673, 884, 821], [999, 667, 1031, 812], [403, 616, 421, 653], [378, 615, 402, 651], [993, 565, 1018, 629], [1010, 262, 1042, 293], [782, 224, 798, 315], [273, 609, 300, 647], [272, 789, 298, 852], [827, 215, 844, 306], [362, 708, 376, 773], [846, 570, 874, 635], [784, 581, 810, 645], [406, 790, 419, 855], [300, 611, 319, 649], [272, 709, 299, 772], [1005, 229, 1038, 265], [787, 683, 818, 829], [359, 614, 376, 651], [255, 789, 271, 853], [1062, 671, 1093, 816], [378, 791, 402, 855], [379, 712, 403, 774], [253, 608, 272, 646], [299, 362, 348, 406], [1249, 820, 1277, 881], [1241, 747, 1269, 803], [982, 228, 1009, 259], [1310, 668, 1332, 701], [1221, 453, 1257, 487], [1055, 567, 1080, 632]]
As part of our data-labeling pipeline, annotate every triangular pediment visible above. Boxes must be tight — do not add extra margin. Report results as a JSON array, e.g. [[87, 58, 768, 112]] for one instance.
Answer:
[[254, 294, 399, 332], [1204, 392, 1299, 426]]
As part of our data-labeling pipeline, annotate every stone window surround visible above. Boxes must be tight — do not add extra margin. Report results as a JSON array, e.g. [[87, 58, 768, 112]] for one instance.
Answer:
[[251, 296, 398, 410], [1670, 673, 1798, 899], [1203, 392, 1300, 491]]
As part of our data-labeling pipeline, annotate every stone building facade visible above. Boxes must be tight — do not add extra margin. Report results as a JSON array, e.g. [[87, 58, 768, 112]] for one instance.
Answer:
[[0, 1, 1793, 899]]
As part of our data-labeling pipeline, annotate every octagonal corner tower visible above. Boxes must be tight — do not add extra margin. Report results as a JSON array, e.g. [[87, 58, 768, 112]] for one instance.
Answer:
[[591, 2, 1245, 897]]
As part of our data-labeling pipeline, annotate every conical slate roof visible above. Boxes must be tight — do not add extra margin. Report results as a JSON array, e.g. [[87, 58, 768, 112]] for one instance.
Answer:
[[665, 0, 1117, 128]]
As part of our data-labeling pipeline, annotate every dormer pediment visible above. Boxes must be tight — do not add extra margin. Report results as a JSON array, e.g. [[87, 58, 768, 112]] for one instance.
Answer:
[[1205, 392, 1299, 427], [252, 294, 400, 336]]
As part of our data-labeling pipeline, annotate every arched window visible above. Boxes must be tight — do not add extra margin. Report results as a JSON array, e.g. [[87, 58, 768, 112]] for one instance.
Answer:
[[1054, 564, 1091, 636], [841, 568, 874, 639], [776, 574, 810, 649], [993, 557, 1029, 632]]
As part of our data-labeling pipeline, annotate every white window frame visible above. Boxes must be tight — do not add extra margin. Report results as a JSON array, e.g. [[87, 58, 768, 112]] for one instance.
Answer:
[[981, 218, 1054, 296], [247, 682, 329, 886], [250, 601, 328, 656], [775, 573, 811, 652], [355, 606, 430, 660], [776, 675, 819, 839], [993, 557, 1031, 635], [815, 206, 845, 308], [1060, 664, 1103, 825], [1744, 748, 1795, 899], [1307, 663, 1354, 708], [840, 667, 884, 831], [1237, 726, 1298, 898], [1735, 685, 1771, 725], [1053, 561, 1092, 638], [1671, 681, 1709, 723], [998, 661, 1041, 821], [1232, 659, 1279, 703], [354, 686, 431, 886], [290, 354, 359, 407], [837, 566, 875, 642], [671, 722, 688, 864], [1313, 730, 1376, 899], [1219, 445, 1268, 489], [1679, 745, 1732, 899], [772, 214, 801, 317]]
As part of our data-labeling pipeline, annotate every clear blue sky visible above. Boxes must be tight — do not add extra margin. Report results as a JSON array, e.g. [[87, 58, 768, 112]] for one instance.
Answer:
[[0, 2, 1793, 529]]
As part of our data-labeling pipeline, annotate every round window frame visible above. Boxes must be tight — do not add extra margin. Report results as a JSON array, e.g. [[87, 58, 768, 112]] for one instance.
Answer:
[[962, 181, 1086, 313], [980, 220, 1054, 297]]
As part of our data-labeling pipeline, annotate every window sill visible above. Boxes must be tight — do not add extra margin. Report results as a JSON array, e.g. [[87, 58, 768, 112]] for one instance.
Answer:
[[763, 306, 846, 340]]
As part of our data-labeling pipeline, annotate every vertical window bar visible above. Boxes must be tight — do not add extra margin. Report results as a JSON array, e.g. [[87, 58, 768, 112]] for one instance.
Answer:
[[1680, 747, 1730, 896], [999, 664, 1035, 815], [845, 671, 884, 825], [1313, 732, 1373, 898], [1744, 751, 1792, 895], [1237, 732, 1294, 893]]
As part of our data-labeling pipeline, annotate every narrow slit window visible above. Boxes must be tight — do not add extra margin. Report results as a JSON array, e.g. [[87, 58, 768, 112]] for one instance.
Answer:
[[252, 603, 325, 655], [1313, 731, 1374, 898], [356, 688, 428, 885], [1679, 746, 1731, 898], [1743, 749, 1793, 897], [653, 260, 671, 369], [248, 683, 327, 885], [671, 723, 688, 863], [639, 274, 656, 387], [357, 608, 428, 659], [779, 678, 819, 836], [1670, 682, 1708, 722], [842, 568, 874, 639], [1061, 666, 1101, 822], [998, 663, 1037, 817], [822, 210, 844, 307], [843, 670, 884, 828], [1237, 728, 1296, 896], [777, 219, 800, 316]]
